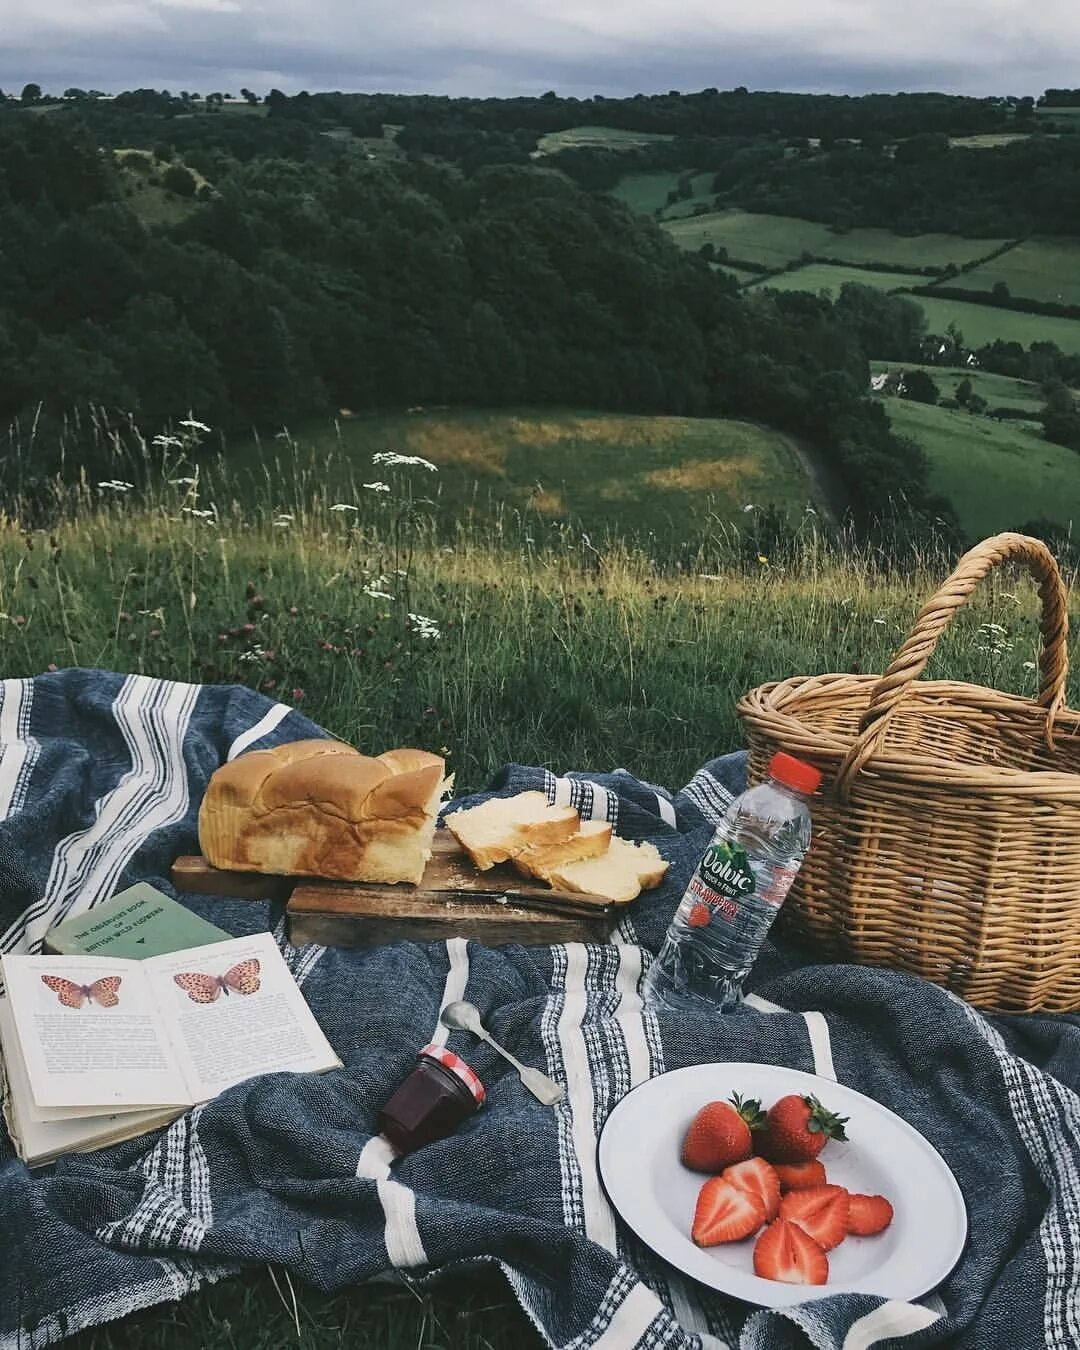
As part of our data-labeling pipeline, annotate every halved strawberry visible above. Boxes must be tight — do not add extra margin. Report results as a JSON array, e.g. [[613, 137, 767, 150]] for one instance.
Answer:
[[753, 1218, 829, 1285], [773, 1161, 827, 1192], [778, 1184, 850, 1251], [848, 1193, 894, 1236], [681, 1094, 766, 1173], [691, 1177, 767, 1246], [722, 1157, 781, 1221]]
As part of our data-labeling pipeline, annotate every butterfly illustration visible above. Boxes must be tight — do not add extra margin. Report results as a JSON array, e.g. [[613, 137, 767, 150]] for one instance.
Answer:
[[173, 959, 261, 1004], [41, 974, 123, 1009]]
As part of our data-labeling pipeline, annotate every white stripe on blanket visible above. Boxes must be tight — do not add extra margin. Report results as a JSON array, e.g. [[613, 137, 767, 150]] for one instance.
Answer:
[[376, 1178, 427, 1268], [430, 937, 470, 1049], [952, 995, 1080, 1348], [366, 937, 473, 1265], [0, 675, 199, 955], [226, 702, 292, 761], [841, 1300, 941, 1349], [0, 678, 39, 819], [558, 943, 617, 1251], [743, 994, 837, 1081], [587, 1281, 668, 1350]]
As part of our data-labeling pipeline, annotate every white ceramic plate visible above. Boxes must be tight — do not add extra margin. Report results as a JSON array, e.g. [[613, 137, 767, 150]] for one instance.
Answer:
[[597, 1062, 967, 1309]]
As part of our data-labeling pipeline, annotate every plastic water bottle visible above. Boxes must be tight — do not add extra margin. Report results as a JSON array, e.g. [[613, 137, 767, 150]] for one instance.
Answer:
[[644, 752, 821, 1014]]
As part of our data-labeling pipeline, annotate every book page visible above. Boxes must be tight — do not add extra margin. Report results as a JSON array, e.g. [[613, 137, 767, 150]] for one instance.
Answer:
[[145, 932, 342, 1103], [0, 997, 182, 1168], [0, 954, 190, 1110]]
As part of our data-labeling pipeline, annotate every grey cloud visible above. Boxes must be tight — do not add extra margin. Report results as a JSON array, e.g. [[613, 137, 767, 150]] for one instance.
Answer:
[[1, 0, 1077, 97]]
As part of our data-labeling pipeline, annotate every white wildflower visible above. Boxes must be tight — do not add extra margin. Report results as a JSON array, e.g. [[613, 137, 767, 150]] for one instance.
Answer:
[[154, 435, 184, 450], [363, 587, 395, 601], [741, 503, 757, 514], [179, 418, 211, 433], [408, 613, 441, 640], [371, 452, 437, 472], [239, 646, 265, 663], [1023, 661, 1037, 671], [361, 482, 391, 493], [168, 476, 198, 486], [182, 507, 216, 520], [273, 514, 294, 528], [330, 503, 359, 512], [97, 480, 134, 492]]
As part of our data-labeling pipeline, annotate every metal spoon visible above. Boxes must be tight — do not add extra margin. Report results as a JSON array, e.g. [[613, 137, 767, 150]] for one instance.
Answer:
[[440, 1000, 565, 1106]]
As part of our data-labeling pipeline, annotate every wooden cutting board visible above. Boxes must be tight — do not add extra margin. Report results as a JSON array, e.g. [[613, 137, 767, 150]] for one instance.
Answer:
[[171, 831, 620, 949]]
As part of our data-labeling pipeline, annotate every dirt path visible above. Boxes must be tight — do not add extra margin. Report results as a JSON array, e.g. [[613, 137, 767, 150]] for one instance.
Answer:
[[777, 431, 848, 524]]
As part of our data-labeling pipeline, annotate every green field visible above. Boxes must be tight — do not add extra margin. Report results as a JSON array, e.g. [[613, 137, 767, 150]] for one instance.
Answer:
[[883, 398, 1080, 537], [749, 263, 917, 296], [114, 148, 209, 226], [234, 410, 821, 546], [948, 238, 1080, 307], [948, 133, 1033, 148], [870, 362, 1046, 413], [715, 263, 762, 286], [611, 171, 682, 214], [908, 293, 1080, 354], [1036, 105, 1080, 126], [663, 210, 1005, 271], [534, 125, 674, 156]]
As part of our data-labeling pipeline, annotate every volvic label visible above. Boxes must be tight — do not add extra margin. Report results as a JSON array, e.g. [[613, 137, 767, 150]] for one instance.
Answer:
[[687, 840, 757, 922]]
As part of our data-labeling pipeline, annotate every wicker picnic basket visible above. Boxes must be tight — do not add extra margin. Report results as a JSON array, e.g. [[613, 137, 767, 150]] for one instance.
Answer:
[[736, 532, 1080, 1014]]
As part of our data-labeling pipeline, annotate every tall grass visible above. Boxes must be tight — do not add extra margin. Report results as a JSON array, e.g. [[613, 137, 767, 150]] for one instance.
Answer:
[[0, 421, 1073, 795]]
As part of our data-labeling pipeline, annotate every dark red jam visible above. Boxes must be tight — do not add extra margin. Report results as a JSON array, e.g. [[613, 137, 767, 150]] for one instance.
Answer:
[[377, 1043, 485, 1154]]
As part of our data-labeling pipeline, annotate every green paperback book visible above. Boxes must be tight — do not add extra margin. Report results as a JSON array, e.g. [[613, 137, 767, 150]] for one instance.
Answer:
[[43, 883, 231, 959]]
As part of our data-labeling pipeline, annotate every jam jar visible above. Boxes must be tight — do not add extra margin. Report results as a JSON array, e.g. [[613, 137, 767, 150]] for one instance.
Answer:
[[378, 1043, 485, 1154]]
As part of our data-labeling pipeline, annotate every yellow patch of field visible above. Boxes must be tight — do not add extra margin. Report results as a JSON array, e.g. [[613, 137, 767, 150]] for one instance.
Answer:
[[526, 489, 565, 515], [402, 424, 508, 476], [505, 415, 685, 448], [644, 457, 761, 492]]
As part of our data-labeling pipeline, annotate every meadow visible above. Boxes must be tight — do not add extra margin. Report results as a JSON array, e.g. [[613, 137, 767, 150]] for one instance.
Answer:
[[947, 237, 1080, 307], [662, 210, 1006, 271], [533, 125, 673, 156], [882, 398, 1080, 538], [908, 293, 1080, 354], [611, 171, 684, 214], [749, 263, 916, 296], [7, 444, 1079, 1350], [869, 362, 1046, 413], [230, 410, 821, 548]]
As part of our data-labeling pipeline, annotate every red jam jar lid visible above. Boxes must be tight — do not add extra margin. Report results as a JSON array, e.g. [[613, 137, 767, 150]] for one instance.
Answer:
[[419, 1043, 486, 1106]]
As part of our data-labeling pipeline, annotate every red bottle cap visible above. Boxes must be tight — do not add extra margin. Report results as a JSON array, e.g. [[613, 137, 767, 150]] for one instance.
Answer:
[[419, 1043, 486, 1106], [769, 752, 822, 795]]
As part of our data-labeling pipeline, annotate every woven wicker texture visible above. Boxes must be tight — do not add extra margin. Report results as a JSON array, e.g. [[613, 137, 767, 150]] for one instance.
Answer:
[[737, 533, 1080, 1013]]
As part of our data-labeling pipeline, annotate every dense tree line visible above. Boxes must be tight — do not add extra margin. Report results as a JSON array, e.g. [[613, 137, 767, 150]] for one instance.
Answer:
[[0, 106, 948, 529], [558, 131, 1080, 238]]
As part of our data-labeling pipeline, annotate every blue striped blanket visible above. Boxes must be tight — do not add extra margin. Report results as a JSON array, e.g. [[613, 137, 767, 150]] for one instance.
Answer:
[[1, 669, 1078, 1350]]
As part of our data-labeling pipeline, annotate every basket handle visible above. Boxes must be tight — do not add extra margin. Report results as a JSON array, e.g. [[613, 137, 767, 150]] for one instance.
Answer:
[[835, 532, 1070, 799]]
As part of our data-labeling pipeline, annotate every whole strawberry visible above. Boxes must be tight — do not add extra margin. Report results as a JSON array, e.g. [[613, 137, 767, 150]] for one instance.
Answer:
[[681, 1093, 766, 1173], [757, 1094, 848, 1164]]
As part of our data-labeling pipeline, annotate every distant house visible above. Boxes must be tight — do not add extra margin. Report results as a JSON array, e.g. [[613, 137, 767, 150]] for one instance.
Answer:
[[870, 370, 906, 397]]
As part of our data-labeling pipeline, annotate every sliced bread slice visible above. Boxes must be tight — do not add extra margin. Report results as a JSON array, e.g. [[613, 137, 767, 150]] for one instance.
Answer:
[[546, 836, 669, 905], [444, 791, 580, 871], [512, 819, 613, 882]]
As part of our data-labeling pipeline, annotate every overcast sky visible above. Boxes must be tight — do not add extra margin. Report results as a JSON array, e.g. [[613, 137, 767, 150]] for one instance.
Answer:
[[2, 0, 1078, 100]]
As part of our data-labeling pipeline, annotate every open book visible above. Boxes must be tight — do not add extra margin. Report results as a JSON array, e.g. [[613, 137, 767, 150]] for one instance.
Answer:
[[0, 931, 342, 1167]]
